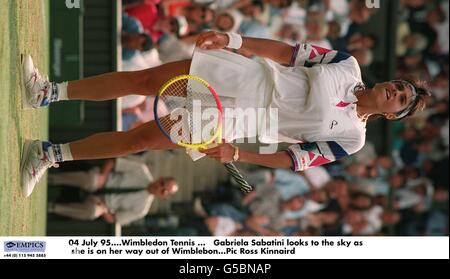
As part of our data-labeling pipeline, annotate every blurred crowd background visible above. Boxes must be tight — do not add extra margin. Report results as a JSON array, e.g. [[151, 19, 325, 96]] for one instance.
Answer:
[[49, 0, 448, 237]]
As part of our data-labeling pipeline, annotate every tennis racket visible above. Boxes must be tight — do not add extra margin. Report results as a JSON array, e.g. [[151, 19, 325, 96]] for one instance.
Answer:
[[154, 75, 253, 193]]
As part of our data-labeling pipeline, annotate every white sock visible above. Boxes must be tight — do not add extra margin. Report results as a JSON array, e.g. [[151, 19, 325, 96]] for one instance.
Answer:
[[43, 142, 74, 163], [57, 82, 69, 101], [60, 143, 74, 161], [50, 82, 69, 102]]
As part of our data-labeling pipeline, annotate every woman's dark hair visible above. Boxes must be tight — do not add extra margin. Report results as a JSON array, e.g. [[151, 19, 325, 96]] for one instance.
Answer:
[[395, 75, 432, 121]]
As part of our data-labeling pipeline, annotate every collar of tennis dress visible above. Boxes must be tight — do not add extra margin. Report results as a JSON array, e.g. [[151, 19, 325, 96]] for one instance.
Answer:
[[343, 84, 367, 128]]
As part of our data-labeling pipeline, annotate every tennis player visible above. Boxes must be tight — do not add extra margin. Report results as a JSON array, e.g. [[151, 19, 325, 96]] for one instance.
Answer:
[[21, 31, 430, 197]]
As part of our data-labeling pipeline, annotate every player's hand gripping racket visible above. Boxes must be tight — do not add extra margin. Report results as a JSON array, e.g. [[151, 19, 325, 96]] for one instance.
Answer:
[[154, 75, 253, 193]]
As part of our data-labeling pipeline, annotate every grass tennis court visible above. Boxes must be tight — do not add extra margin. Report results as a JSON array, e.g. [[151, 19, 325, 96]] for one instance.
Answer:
[[0, 0, 49, 236]]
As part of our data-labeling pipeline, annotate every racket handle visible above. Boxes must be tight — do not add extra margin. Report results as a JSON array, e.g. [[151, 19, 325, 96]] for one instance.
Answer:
[[223, 162, 253, 193]]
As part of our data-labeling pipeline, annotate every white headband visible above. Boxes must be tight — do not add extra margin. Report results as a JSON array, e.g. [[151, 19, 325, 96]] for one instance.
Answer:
[[392, 80, 418, 119]]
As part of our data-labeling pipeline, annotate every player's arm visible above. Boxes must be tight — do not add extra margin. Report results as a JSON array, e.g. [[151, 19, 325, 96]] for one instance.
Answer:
[[238, 143, 350, 171], [237, 37, 295, 66], [238, 150, 293, 168], [196, 31, 353, 67], [237, 39, 353, 67], [196, 31, 295, 66], [201, 140, 358, 171], [201, 144, 292, 168]]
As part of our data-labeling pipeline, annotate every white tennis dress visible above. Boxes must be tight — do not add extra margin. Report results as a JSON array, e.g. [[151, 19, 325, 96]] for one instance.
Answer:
[[189, 44, 366, 171]]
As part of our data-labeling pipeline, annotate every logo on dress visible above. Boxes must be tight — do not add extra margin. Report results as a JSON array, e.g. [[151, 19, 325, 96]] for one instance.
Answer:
[[336, 101, 351, 108], [330, 120, 338, 130]]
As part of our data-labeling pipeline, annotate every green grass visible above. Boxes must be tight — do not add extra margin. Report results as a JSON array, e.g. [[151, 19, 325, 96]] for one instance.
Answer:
[[0, 0, 49, 236]]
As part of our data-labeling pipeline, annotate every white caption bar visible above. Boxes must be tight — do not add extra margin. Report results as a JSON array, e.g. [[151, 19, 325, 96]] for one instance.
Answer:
[[1, 237, 448, 259]]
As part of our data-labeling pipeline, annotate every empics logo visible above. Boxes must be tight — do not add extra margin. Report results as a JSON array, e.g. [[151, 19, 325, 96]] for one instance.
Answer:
[[3, 241, 46, 253], [5, 242, 16, 249]]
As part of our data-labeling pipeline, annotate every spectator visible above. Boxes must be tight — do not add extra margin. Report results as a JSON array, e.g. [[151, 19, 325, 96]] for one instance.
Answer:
[[304, 10, 332, 49], [214, 9, 244, 32], [48, 177, 178, 226], [122, 14, 154, 61], [49, 156, 154, 192]]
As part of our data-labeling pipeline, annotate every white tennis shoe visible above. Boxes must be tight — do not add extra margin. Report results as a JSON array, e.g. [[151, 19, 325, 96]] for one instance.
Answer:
[[21, 140, 59, 197], [22, 54, 52, 108]]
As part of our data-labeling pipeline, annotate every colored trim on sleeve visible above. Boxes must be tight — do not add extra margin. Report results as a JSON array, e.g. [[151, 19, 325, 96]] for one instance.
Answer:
[[329, 51, 352, 64], [287, 144, 308, 172], [289, 43, 301, 67], [326, 141, 349, 160], [286, 149, 299, 171], [287, 141, 351, 171]]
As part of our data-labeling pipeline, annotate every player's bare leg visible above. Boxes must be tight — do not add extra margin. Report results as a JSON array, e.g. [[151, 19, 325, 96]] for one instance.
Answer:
[[69, 117, 179, 160], [22, 54, 191, 108], [68, 60, 191, 100], [21, 116, 178, 197]]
